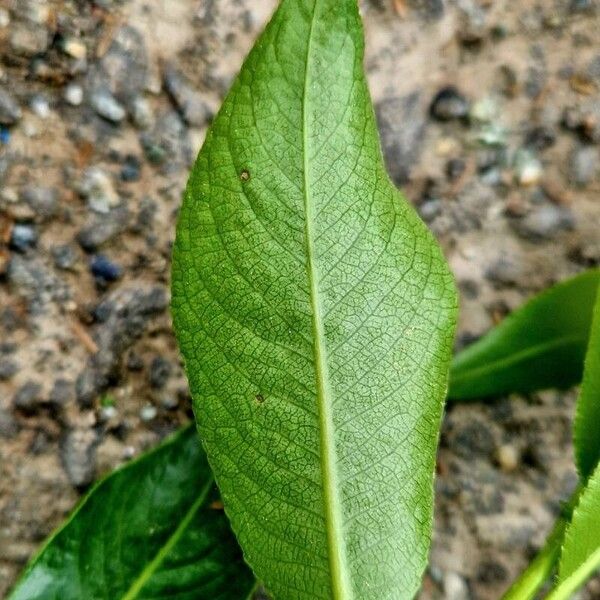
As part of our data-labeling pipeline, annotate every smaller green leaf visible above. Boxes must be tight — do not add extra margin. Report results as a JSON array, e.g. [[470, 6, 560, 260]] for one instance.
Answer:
[[449, 269, 600, 400], [9, 424, 254, 600], [574, 281, 600, 480], [547, 462, 600, 600]]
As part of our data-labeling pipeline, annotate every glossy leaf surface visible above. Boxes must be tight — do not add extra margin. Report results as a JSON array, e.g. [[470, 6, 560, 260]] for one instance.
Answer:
[[551, 462, 600, 599], [171, 0, 457, 598], [9, 424, 254, 600], [574, 281, 600, 480], [449, 270, 600, 400]]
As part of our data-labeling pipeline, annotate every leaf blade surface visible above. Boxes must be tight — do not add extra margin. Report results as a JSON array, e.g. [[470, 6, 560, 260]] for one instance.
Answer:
[[574, 281, 600, 479], [551, 462, 600, 599], [9, 424, 253, 600], [172, 0, 457, 598], [449, 270, 600, 400]]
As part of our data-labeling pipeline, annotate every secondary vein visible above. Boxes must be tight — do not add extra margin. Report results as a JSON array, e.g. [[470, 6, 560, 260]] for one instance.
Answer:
[[301, 2, 353, 599], [120, 477, 213, 600]]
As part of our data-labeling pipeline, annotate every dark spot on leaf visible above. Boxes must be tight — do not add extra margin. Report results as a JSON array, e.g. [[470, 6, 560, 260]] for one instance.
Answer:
[[240, 169, 250, 182], [255, 393, 265, 404]]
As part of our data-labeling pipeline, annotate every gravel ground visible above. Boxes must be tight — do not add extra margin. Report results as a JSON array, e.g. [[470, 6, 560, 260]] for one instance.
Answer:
[[1, 1, 599, 598]]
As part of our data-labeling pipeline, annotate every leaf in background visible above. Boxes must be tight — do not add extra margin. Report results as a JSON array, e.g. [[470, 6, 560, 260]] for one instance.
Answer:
[[171, 0, 457, 598], [9, 424, 254, 600], [574, 281, 600, 480], [449, 269, 600, 400], [549, 462, 600, 600]]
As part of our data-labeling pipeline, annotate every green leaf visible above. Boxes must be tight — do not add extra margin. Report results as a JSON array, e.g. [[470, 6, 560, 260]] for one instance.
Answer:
[[548, 462, 600, 600], [171, 0, 457, 598], [9, 424, 254, 600], [449, 269, 600, 400], [574, 281, 600, 480]]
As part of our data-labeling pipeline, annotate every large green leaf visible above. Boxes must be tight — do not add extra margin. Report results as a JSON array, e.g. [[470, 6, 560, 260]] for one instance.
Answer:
[[548, 462, 600, 600], [171, 1, 457, 598], [8, 424, 254, 600], [574, 281, 600, 480], [449, 269, 600, 400]]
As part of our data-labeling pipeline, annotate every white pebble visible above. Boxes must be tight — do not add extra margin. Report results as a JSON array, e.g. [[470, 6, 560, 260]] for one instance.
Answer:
[[64, 83, 83, 106]]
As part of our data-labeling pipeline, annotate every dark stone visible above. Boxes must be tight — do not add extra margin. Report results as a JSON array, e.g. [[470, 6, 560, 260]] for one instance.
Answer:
[[0, 359, 18, 381], [9, 224, 38, 253], [120, 154, 141, 182], [0, 408, 19, 438], [75, 285, 168, 406], [376, 92, 427, 185], [90, 254, 122, 282], [452, 420, 496, 459], [429, 86, 470, 121], [446, 158, 466, 181], [49, 378, 74, 408], [524, 126, 556, 151], [149, 356, 172, 389], [126, 351, 144, 371], [13, 381, 42, 413], [477, 561, 508, 584]]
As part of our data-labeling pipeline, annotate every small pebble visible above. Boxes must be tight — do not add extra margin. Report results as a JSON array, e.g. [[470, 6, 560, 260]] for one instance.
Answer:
[[90, 254, 122, 282], [61, 37, 87, 60], [0, 408, 19, 438], [9, 23, 49, 57], [0, 359, 18, 381], [163, 64, 211, 127], [61, 428, 98, 488], [49, 378, 74, 408], [100, 405, 118, 421], [0, 126, 10, 144], [570, 0, 596, 13], [52, 244, 78, 270], [64, 83, 84, 107], [496, 444, 520, 472], [120, 155, 141, 182], [20, 186, 58, 221], [13, 381, 42, 413], [515, 204, 574, 240], [514, 148, 543, 186], [140, 404, 158, 422], [0, 8, 9, 28], [470, 96, 498, 123], [419, 199, 443, 222], [9, 224, 38, 253], [0, 90, 22, 125], [131, 96, 153, 129], [149, 356, 172, 389], [90, 90, 126, 123], [444, 571, 470, 600], [446, 158, 466, 181], [429, 86, 470, 121], [569, 145, 599, 186], [30, 95, 50, 119], [79, 167, 120, 214]]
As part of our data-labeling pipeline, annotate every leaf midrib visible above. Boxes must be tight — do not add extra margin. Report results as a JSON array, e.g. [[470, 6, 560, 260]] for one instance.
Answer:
[[120, 476, 214, 600], [451, 333, 586, 386], [301, 2, 352, 598]]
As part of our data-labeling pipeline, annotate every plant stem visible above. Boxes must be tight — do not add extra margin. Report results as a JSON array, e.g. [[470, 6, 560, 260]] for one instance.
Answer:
[[501, 489, 581, 600], [501, 518, 567, 600]]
